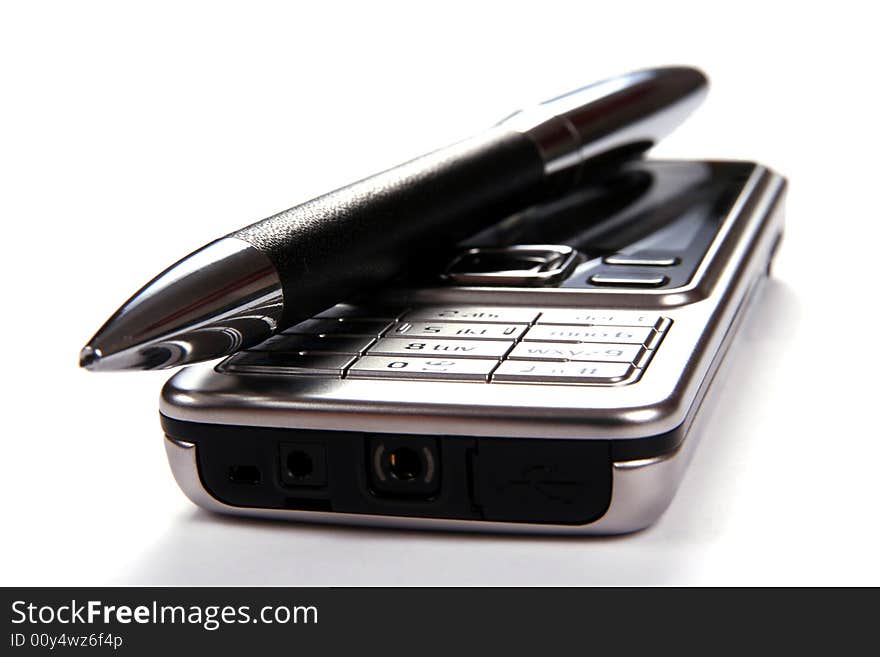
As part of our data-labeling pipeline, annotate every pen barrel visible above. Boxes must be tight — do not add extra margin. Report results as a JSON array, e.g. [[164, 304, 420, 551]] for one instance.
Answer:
[[230, 128, 546, 326]]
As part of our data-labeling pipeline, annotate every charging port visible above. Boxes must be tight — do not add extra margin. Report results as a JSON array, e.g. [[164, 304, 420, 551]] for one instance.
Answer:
[[369, 436, 440, 498], [471, 439, 612, 524]]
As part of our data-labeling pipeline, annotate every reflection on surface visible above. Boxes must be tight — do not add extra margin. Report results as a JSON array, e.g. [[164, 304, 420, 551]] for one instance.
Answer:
[[464, 161, 726, 254], [458, 160, 754, 290]]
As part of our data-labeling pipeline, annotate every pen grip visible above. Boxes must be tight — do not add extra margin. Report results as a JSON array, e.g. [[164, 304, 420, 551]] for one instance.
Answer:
[[230, 129, 545, 326]]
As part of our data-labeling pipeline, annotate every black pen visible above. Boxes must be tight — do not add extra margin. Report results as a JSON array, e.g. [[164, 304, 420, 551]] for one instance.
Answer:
[[81, 67, 707, 371]]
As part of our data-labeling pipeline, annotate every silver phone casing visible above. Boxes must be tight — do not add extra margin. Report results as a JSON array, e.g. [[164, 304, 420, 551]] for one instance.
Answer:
[[160, 162, 787, 534]]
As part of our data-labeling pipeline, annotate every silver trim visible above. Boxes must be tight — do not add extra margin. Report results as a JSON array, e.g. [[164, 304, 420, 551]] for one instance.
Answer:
[[82, 237, 283, 371]]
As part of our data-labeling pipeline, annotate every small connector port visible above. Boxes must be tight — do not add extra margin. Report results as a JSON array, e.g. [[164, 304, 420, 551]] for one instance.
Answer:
[[279, 443, 327, 487], [227, 465, 261, 485], [369, 436, 440, 498]]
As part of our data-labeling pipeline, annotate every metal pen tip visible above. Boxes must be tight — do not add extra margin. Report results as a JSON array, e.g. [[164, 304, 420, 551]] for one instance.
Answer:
[[80, 237, 284, 372], [79, 345, 102, 369]]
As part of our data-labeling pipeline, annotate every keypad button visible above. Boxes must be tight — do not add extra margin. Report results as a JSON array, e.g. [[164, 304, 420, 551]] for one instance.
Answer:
[[493, 360, 632, 384], [401, 306, 539, 324], [369, 338, 512, 359], [313, 303, 403, 320], [508, 342, 644, 363], [282, 318, 392, 337], [537, 310, 661, 327], [347, 356, 498, 381], [250, 334, 374, 355], [524, 324, 654, 344], [222, 352, 355, 375], [603, 253, 679, 267], [390, 322, 527, 340], [589, 273, 668, 287]]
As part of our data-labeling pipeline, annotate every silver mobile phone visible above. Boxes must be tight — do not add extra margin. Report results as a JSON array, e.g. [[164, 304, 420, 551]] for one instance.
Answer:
[[160, 159, 786, 534]]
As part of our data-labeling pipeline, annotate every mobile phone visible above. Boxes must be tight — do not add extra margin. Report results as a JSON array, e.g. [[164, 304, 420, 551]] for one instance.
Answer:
[[160, 159, 786, 534]]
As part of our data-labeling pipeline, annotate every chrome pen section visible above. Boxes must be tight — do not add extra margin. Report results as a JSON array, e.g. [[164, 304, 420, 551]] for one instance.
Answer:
[[81, 238, 282, 371], [498, 67, 707, 181]]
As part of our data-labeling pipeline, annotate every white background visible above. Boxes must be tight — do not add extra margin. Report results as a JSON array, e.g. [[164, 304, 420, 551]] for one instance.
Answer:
[[1, 1, 878, 585]]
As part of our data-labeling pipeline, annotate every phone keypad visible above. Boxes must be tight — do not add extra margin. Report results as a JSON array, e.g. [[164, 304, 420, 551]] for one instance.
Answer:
[[523, 324, 655, 345], [493, 360, 633, 384], [401, 307, 540, 324], [312, 304, 401, 320], [281, 318, 393, 337], [390, 321, 528, 340], [250, 334, 375, 355], [536, 310, 661, 327], [507, 342, 644, 363], [221, 304, 670, 386], [223, 352, 356, 375], [349, 356, 499, 381], [369, 338, 512, 359]]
